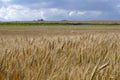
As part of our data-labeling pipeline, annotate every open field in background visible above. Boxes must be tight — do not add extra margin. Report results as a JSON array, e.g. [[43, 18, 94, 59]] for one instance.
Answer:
[[0, 25, 120, 80], [0, 26, 120, 36]]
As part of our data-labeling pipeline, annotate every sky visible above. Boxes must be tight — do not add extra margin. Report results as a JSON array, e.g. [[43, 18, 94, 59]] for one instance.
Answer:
[[0, 0, 120, 21]]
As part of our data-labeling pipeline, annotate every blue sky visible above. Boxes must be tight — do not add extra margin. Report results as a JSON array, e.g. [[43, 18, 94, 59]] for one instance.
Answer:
[[0, 0, 120, 21]]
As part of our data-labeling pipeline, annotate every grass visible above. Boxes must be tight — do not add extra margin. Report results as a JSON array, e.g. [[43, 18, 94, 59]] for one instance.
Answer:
[[1, 20, 120, 26], [0, 32, 119, 80]]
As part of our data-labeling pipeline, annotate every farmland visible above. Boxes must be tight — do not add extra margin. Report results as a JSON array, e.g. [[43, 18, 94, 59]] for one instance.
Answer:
[[0, 23, 120, 80]]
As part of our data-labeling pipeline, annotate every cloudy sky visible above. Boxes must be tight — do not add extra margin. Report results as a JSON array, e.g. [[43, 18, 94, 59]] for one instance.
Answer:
[[0, 0, 120, 21]]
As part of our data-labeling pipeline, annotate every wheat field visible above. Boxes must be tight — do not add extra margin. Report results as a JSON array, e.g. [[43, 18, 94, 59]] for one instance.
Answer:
[[0, 26, 119, 80]]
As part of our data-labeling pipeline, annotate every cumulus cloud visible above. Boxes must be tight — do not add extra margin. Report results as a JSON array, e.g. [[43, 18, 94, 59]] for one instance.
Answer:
[[0, 0, 120, 20], [0, 5, 45, 21], [0, 5, 102, 21], [68, 11, 102, 17]]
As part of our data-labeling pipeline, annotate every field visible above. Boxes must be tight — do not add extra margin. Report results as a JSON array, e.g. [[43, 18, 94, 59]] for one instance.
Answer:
[[0, 24, 120, 80]]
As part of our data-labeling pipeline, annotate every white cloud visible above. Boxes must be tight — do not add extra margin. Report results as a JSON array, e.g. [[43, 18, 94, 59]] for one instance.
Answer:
[[0, 5, 102, 21], [69, 11, 86, 17], [0, 5, 46, 21]]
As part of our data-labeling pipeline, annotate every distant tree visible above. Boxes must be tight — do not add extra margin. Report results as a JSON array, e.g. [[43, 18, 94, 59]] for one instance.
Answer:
[[38, 19, 44, 21], [61, 19, 67, 21]]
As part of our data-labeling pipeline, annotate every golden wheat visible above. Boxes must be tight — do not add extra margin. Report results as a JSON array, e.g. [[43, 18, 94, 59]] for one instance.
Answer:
[[0, 32, 119, 80]]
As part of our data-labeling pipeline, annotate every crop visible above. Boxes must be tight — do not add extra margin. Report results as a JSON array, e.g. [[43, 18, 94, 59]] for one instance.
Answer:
[[0, 32, 119, 80]]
